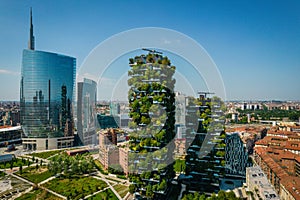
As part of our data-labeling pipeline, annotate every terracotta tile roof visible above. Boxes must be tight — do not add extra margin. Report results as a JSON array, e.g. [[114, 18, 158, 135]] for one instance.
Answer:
[[281, 176, 300, 200], [267, 130, 297, 137], [0, 125, 12, 129], [285, 141, 300, 151], [255, 136, 287, 146], [255, 146, 300, 199]]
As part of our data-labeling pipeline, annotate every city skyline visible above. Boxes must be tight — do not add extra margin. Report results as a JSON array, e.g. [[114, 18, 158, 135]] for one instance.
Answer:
[[0, 0, 300, 101]]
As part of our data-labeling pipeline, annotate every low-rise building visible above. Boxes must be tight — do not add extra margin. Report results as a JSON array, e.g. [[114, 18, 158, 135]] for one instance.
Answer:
[[254, 146, 300, 199], [256, 130, 300, 155], [0, 125, 23, 147], [98, 128, 129, 173], [246, 165, 280, 200]]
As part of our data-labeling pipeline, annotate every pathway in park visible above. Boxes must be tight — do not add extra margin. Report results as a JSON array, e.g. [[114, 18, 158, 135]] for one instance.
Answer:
[[2, 168, 67, 200], [93, 175, 123, 200]]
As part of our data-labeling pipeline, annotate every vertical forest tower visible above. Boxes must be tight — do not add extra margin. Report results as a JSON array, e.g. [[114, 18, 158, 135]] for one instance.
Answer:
[[127, 50, 176, 198]]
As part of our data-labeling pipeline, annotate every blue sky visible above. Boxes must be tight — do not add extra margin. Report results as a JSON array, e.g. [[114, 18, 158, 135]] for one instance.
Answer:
[[0, 0, 299, 101]]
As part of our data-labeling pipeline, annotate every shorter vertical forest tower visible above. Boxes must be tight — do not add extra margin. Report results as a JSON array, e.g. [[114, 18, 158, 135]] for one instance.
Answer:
[[127, 51, 176, 199], [185, 93, 226, 193]]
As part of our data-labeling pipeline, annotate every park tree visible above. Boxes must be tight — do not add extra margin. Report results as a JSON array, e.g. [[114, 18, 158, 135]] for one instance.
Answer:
[[129, 184, 136, 194]]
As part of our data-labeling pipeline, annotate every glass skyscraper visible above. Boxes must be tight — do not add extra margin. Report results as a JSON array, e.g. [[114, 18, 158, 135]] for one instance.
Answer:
[[20, 9, 76, 150], [77, 78, 97, 145], [21, 49, 76, 138]]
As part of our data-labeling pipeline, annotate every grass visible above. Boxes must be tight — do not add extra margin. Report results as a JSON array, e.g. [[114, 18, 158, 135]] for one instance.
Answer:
[[16, 166, 53, 184], [43, 175, 108, 200], [94, 160, 108, 175], [0, 171, 5, 177], [117, 174, 127, 179], [0, 158, 32, 169], [29, 150, 63, 159], [113, 184, 129, 198], [87, 188, 118, 200], [15, 188, 63, 200]]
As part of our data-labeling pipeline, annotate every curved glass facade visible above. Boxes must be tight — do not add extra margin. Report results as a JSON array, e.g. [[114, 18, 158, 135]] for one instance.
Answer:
[[20, 49, 76, 138]]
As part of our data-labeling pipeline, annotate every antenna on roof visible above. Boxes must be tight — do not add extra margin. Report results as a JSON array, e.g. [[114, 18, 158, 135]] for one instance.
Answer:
[[142, 48, 163, 54]]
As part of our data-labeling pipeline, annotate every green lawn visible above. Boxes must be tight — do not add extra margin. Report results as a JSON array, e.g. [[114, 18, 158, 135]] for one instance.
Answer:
[[94, 160, 108, 175], [43, 176, 108, 200], [17, 166, 53, 184], [0, 171, 5, 177], [15, 188, 63, 200], [0, 158, 32, 169], [113, 184, 129, 198], [87, 188, 118, 200], [29, 150, 63, 159]]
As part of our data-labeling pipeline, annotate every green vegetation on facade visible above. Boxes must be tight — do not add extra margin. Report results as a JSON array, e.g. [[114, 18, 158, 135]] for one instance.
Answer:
[[127, 52, 176, 198], [185, 95, 226, 193]]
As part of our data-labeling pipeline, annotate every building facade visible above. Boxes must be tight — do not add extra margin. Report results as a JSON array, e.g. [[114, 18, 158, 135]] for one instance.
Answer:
[[20, 9, 75, 150], [127, 51, 176, 198], [77, 78, 97, 145], [185, 93, 226, 193], [246, 166, 280, 200], [0, 126, 23, 147], [225, 132, 252, 177]]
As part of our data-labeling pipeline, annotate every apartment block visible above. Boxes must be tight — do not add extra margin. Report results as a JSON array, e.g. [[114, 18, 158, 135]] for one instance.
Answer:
[[246, 166, 280, 200]]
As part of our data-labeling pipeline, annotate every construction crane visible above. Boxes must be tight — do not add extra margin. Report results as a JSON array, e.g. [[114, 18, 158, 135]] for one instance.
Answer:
[[142, 48, 163, 54]]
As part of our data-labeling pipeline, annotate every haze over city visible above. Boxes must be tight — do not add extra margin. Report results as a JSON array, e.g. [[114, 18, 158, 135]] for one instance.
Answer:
[[0, 0, 299, 101]]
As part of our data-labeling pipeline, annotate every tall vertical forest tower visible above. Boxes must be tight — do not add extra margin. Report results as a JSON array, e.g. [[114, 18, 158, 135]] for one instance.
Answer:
[[127, 51, 176, 198]]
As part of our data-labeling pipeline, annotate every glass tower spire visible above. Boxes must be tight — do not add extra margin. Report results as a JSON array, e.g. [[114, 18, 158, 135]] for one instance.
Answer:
[[28, 7, 35, 50]]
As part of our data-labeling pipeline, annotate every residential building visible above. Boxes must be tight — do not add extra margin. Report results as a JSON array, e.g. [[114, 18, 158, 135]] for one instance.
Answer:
[[254, 146, 300, 199], [127, 51, 176, 198], [185, 93, 226, 193], [225, 132, 252, 177], [98, 128, 128, 171], [246, 166, 280, 200], [20, 9, 75, 150], [255, 129, 300, 155]]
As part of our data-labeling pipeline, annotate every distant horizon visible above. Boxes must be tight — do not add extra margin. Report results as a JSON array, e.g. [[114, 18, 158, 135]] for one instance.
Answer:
[[1, 98, 300, 103]]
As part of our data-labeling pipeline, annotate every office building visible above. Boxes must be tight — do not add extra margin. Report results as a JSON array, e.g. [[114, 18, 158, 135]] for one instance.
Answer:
[[20, 9, 75, 150], [77, 78, 97, 145], [225, 132, 252, 177]]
